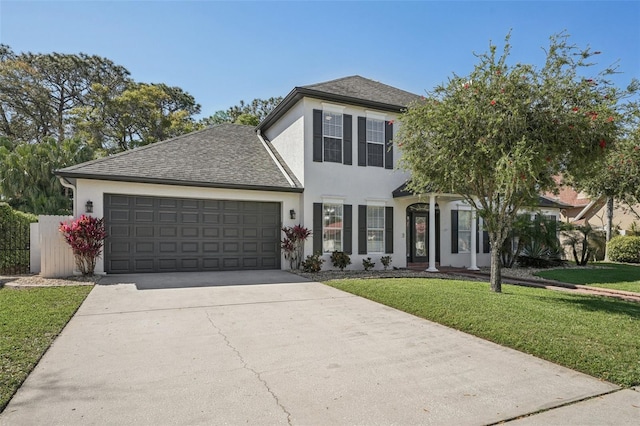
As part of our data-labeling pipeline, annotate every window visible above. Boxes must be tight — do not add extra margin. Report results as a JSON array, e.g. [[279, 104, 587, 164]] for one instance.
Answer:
[[457, 210, 472, 253], [366, 118, 384, 167], [323, 203, 343, 252], [323, 112, 343, 163], [367, 206, 385, 253]]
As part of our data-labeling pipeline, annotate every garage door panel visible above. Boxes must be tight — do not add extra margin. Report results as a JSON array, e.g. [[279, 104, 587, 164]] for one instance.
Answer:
[[136, 242, 154, 253], [181, 227, 198, 237], [159, 242, 177, 252], [160, 227, 177, 237], [109, 225, 130, 237], [158, 259, 177, 271], [159, 212, 177, 222], [109, 209, 130, 221], [135, 226, 154, 238], [135, 211, 154, 222], [203, 228, 219, 238], [105, 194, 281, 273]]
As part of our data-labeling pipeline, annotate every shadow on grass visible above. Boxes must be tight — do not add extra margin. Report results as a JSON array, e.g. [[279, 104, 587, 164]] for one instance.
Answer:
[[531, 293, 640, 318]]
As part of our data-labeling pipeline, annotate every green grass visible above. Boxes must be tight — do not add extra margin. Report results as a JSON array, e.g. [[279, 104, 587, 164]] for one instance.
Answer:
[[0, 285, 93, 412], [326, 278, 640, 387], [536, 263, 640, 293]]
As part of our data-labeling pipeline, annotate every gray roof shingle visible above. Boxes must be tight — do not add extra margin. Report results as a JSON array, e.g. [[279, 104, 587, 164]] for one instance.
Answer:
[[57, 124, 301, 192], [301, 75, 421, 108], [258, 75, 421, 132]]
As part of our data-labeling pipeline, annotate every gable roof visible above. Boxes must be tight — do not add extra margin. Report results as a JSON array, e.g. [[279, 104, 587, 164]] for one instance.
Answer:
[[258, 75, 421, 132], [56, 124, 302, 192]]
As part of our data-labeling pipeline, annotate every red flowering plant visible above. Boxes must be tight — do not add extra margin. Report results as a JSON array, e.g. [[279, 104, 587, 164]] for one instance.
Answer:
[[59, 215, 107, 276], [281, 225, 311, 270]]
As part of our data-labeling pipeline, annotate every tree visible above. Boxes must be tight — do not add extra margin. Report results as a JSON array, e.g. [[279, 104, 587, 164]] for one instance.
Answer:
[[398, 33, 631, 292], [199, 96, 282, 127], [0, 45, 130, 144], [574, 101, 640, 228], [0, 138, 94, 214], [74, 82, 201, 153]]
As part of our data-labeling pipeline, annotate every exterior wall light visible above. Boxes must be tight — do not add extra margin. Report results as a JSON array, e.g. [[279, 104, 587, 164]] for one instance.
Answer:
[[85, 200, 93, 213], [289, 209, 296, 220]]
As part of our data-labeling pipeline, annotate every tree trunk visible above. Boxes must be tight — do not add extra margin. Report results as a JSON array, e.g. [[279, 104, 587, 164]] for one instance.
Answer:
[[490, 246, 502, 293], [605, 197, 614, 261]]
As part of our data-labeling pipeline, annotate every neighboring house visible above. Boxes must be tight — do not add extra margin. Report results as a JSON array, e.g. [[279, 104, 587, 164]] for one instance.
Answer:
[[544, 182, 640, 234], [56, 76, 561, 274]]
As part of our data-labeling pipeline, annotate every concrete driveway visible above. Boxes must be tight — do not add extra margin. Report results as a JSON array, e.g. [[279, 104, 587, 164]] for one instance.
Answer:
[[1, 271, 638, 425]]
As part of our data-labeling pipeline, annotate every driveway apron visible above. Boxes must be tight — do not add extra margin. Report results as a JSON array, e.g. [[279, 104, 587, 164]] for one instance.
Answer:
[[0, 271, 630, 425]]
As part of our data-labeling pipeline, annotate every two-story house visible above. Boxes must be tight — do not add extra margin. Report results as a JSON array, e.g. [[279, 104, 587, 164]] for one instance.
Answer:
[[57, 76, 560, 275]]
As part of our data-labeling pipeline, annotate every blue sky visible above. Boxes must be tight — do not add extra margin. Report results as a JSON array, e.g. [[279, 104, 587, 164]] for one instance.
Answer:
[[1, 1, 638, 118]]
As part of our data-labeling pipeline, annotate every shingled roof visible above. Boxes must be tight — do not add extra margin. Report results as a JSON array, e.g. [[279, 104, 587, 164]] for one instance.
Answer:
[[258, 75, 421, 131], [57, 124, 302, 192]]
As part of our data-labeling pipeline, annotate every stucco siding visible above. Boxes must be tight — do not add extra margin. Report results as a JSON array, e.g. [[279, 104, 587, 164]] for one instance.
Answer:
[[265, 100, 306, 186]]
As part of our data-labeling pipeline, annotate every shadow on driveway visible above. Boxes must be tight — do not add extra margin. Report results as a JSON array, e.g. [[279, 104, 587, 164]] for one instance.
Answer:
[[98, 270, 311, 290]]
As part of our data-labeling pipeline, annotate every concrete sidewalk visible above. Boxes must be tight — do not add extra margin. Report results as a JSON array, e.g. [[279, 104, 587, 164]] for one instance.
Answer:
[[1, 271, 637, 425]]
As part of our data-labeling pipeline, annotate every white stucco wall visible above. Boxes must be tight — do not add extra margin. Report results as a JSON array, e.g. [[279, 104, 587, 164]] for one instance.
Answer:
[[297, 98, 411, 270], [73, 179, 302, 274], [265, 100, 306, 186]]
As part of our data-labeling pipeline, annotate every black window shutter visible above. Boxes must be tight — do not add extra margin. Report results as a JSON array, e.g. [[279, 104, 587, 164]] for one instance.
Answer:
[[483, 230, 490, 253], [451, 210, 459, 253], [384, 121, 393, 169], [343, 205, 352, 254], [358, 205, 367, 254], [385, 206, 394, 253], [313, 203, 323, 253], [476, 216, 480, 253], [357, 117, 366, 166], [313, 109, 323, 162], [343, 114, 352, 165]]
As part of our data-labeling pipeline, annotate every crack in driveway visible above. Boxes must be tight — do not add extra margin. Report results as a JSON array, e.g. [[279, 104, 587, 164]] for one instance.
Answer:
[[205, 311, 292, 425]]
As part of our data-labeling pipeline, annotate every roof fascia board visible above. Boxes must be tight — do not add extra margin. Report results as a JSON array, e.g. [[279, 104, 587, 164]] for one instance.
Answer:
[[54, 172, 304, 193]]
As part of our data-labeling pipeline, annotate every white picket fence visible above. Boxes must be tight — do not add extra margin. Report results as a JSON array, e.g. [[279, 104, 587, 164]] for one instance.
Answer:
[[30, 215, 75, 278]]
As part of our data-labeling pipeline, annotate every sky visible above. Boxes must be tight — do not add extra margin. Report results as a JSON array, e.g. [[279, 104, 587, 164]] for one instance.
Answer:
[[1, 1, 639, 119]]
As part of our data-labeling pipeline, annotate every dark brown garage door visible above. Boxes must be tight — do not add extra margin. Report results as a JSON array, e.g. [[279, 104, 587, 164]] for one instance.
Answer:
[[104, 194, 281, 273]]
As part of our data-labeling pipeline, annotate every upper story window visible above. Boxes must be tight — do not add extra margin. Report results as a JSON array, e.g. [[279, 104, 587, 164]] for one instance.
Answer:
[[323, 112, 343, 163], [366, 118, 384, 167], [313, 109, 352, 165], [358, 115, 392, 169]]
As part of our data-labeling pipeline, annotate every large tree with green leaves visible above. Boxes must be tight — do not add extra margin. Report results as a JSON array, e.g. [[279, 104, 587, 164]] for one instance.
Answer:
[[0, 138, 94, 214], [398, 33, 634, 292], [0, 45, 130, 144], [74, 82, 201, 153], [200, 96, 282, 127]]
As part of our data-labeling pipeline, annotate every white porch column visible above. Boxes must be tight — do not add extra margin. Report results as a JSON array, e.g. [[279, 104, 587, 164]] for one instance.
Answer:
[[468, 208, 479, 271], [426, 194, 439, 272]]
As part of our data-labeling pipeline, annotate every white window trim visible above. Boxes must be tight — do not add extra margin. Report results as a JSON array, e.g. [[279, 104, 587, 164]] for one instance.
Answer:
[[366, 199, 387, 207], [323, 202, 344, 253], [321, 103, 345, 114], [365, 111, 387, 121], [322, 197, 344, 205], [457, 210, 472, 254]]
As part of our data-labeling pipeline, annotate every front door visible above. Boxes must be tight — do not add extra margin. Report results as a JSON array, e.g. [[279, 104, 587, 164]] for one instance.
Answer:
[[407, 204, 440, 263]]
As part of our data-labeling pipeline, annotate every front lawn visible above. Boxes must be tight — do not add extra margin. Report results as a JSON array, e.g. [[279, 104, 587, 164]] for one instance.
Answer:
[[0, 286, 93, 412], [326, 278, 640, 387], [535, 263, 640, 293]]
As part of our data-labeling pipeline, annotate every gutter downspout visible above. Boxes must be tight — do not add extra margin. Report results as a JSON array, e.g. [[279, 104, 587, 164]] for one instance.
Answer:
[[58, 176, 77, 217]]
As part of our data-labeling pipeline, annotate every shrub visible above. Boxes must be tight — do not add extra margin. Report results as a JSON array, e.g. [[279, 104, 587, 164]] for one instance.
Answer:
[[607, 236, 640, 263], [362, 257, 375, 271], [281, 225, 311, 270], [301, 252, 324, 273], [330, 251, 351, 271], [59, 215, 107, 275], [380, 255, 392, 270], [561, 223, 605, 266]]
